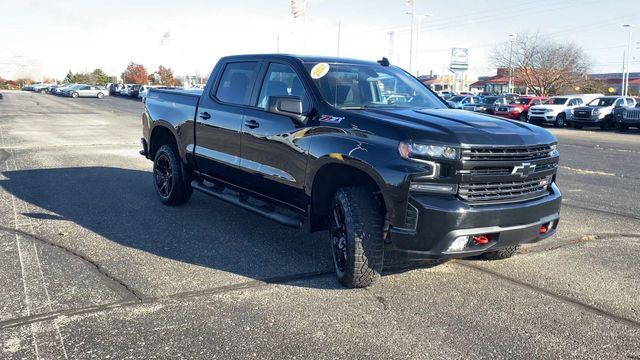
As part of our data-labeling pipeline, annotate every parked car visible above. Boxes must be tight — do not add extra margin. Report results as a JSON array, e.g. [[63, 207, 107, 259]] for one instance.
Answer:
[[571, 96, 636, 130], [439, 91, 455, 99], [137, 85, 155, 100], [447, 95, 483, 109], [528, 96, 586, 127], [616, 102, 640, 132], [129, 84, 143, 97], [494, 96, 547, 121], [140, 54, 561, 288], [64, 84, 108, 98], [462, 96, 504, 114], [118, 84, 134, 96], [54, 83, 77, 95]]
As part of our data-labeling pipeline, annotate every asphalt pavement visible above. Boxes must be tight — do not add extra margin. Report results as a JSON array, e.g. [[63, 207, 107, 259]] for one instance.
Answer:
[[0, 91, 638, 359]]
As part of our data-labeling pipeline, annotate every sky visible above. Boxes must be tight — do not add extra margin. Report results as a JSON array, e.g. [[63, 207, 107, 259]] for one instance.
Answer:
[[0, 0, 638, 81]]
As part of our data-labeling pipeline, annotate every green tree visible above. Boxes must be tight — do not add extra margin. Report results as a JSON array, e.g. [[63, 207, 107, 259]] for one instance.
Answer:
[[92, 68, 111, 85], [64, 70, 74, 83]]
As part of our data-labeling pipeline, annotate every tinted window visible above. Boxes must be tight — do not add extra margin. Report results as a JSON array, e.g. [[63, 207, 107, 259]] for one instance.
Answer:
[[215, 62, 259, 105], [257, 63, 309, 112], [532, 99, 541, 105], [547, 97, 568, 105]]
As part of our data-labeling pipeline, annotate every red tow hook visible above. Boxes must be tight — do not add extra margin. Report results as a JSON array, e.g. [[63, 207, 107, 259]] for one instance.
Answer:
[[539, 225, 549, 234], [472, 235, 490, 245]]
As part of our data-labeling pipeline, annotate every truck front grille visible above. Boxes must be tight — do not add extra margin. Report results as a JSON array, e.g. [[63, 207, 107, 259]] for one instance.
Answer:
[[624, 110, 640, 120], [458, 176, 552, 203], [573, 109, 593, 118], [461, 145, 553, 161]]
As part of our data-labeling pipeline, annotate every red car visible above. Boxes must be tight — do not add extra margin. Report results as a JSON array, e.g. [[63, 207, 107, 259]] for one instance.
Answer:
[[494, 96, 548, 121]]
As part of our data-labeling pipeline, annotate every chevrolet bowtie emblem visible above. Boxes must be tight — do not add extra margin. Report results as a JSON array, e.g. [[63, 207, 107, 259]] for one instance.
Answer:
[[512, 162, 536, 178]]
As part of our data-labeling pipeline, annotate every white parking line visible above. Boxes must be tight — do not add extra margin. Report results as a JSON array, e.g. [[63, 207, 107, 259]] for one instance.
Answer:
[[559, 165, 616, 177]]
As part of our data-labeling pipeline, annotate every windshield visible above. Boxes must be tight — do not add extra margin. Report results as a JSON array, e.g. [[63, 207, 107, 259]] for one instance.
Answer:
[[588, 98, 615, 107], [304, 62, 445, 110], [546, 97, 568, 105], [448, 96, 465, 102], [516, 98, 533, 105]]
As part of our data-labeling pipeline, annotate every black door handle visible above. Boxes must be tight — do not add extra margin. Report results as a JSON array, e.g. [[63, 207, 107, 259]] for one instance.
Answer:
[[244, 119, 260, 129], [199, 112, 211, 120]]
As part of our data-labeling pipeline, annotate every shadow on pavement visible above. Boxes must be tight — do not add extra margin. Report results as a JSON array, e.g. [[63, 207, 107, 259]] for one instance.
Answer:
[[1, 166, 443, 289]]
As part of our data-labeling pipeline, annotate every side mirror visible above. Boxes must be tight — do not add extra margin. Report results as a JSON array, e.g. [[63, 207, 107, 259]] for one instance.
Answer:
[[268, 96, 306, 125]]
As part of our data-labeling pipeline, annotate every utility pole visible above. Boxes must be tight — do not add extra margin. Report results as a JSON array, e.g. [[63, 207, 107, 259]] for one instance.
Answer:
[[507, 34, 516, 94], [623, 24, 634, 96], [414, 13, 432, 77], [388, 31, 395, 61], [337, 20, 341, 57], [622, 51, 626, 95]]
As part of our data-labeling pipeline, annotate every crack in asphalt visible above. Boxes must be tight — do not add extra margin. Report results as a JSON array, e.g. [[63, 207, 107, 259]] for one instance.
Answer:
[[0, 270, 333, 330], [0, 226, 144, 303], [562, 201, 640, 221], [519, 232, 640, 255], [455, 261, 640, 330]]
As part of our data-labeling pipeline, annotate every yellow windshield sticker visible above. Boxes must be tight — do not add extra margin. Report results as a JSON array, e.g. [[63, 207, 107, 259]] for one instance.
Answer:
[[310, 63, 330, 79]]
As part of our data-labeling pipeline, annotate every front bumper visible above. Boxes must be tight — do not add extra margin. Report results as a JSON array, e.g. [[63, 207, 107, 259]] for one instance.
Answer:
[[389, 184, 561, 258], [573, 115, 603, 123], [494, 111, 521, 119], [528, 114, 556, 123]]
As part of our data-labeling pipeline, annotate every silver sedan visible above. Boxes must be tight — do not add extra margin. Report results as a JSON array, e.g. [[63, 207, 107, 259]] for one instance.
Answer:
[[67, 85, 109, 99]]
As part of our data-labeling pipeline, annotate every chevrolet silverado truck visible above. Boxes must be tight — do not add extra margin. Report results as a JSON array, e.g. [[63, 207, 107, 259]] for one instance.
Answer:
[[571, 96, 636, 130], [140, 54, 562, 288]]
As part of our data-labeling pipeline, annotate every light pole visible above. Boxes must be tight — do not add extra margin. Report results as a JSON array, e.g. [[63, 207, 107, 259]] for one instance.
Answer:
[[507, 34, 516, 94], [414, 13, 432, 77], [406, 0, 416, 75], [623, 24, 634, 96]]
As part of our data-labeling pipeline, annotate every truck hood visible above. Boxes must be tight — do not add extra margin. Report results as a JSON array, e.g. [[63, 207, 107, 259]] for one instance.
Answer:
[[530, 104, 566, 110], [350, 108, 556, 146]]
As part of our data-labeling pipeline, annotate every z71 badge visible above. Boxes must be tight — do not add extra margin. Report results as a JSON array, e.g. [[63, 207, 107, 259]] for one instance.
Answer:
[[319, 115, 344, 124]]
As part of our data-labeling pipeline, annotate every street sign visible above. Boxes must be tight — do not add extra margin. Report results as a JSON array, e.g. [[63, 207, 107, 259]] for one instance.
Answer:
[[450, 48, 468, 71]]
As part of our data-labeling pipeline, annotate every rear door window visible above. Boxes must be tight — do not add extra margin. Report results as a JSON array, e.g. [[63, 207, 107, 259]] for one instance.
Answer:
[[215, 62, 260, 105]]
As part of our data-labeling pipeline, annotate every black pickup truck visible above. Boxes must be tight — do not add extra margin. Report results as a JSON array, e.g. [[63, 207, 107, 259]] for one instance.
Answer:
[[141, 54, 561, 288]]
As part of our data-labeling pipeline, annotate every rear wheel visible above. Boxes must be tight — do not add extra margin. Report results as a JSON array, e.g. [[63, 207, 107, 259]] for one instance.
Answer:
[[478, 245, 519, 260], [329, 187, 384, 288], [71, 92, 79, 98], [153, 144, 193, 205], [554, 113, 566, 127]]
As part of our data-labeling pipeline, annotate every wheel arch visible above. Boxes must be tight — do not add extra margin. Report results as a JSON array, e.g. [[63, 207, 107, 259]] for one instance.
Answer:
[[149, 123, 179, 160], [307, 157, 392, 233]]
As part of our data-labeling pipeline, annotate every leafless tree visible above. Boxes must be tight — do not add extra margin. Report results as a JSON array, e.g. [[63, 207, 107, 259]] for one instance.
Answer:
[[490, 32, 591, 96]]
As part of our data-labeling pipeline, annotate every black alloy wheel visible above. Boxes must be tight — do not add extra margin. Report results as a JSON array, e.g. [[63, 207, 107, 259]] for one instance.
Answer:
[[154, 153, 173, 199]]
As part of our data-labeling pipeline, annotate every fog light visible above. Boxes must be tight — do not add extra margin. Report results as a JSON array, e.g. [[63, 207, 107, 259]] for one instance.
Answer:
[[448, 236, 469, 252]]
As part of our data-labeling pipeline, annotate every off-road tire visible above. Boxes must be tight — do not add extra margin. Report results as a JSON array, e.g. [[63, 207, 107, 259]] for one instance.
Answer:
[[329, 187, 384, 288], [478, 245, 519, 260], [555, 113, 566, 127], [153, 144, 193, 205]]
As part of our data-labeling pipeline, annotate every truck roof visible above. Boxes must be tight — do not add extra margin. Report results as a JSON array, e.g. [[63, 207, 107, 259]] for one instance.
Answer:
[[219, 54, 380, 66]]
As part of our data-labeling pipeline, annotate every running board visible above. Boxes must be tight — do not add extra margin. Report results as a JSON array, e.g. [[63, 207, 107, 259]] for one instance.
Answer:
[[190, 179, 303, 228]]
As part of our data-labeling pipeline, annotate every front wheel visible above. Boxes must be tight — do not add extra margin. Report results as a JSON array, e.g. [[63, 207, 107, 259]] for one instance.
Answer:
[[329, 187, 384, 288], [478, 245, 519, 260], [519, 112, 527, 122], [72, 92, 79, 98], [619, 125, 628, 133], [97, 92, 104, 99], [153, 144, 193, 205], [555, 113, 566, 127]]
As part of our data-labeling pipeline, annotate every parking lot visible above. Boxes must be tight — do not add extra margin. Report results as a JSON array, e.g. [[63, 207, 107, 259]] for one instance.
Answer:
[[1, 91, 639, 359]]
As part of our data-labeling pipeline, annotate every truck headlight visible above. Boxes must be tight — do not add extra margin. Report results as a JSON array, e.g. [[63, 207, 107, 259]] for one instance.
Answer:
[[399, 141, 457, 160], [549, 144, 559, 156], [594, 109, 601, 115]]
